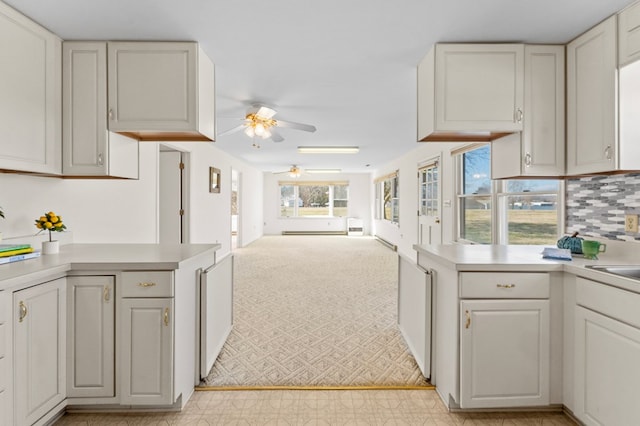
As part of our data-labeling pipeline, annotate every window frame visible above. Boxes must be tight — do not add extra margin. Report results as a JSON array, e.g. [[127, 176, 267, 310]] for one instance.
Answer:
[[278, 181, 349, 218], [374, 172, 399, 225], [454, 145, 563, 245]]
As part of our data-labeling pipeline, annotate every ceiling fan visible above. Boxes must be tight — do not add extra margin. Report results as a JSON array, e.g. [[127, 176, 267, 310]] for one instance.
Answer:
[[273, 165, 303, 178], [218, 104, 317, 143]]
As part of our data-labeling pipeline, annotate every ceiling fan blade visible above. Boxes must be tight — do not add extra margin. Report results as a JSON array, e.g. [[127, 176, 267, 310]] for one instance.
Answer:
[[217, 122, 247, 137], [270, 129, 285, 142], [275, 119, 317, 132], [255, 106, 277, 119]]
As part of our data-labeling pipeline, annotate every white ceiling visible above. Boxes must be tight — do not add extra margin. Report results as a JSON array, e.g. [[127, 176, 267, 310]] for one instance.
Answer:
[[6, 0, 634, 173]]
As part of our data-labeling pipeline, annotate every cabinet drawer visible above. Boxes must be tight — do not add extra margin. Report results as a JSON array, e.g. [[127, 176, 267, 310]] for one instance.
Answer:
[[121, 271, 173, 298], [576, 277, 640, 328], [460, 272, 549, 298]]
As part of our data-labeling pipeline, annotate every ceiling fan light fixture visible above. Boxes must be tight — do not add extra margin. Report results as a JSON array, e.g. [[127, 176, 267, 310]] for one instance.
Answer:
[[298, 146, 359, 154], [244, 126, 255, 137]]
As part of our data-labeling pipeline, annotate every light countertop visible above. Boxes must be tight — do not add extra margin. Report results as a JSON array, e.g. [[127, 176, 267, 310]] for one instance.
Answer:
[[0, 243, 220, 291], [414, 243, 640, 293]]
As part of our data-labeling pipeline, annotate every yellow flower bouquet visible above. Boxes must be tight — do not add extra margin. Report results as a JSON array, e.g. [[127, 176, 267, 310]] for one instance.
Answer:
[[35, 211, 67, 242]]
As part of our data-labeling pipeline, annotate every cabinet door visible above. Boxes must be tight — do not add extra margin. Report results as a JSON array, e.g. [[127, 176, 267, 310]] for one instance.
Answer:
[[0, 2, 61, 175], [0, 291, 9, 426], [121, 298, 174, 405], [14, 278, 66, 426], [618, 1, 640, 66], [108, 42, 196, 134], [574, 306, 640, 426], [63, 42, 139, 179], [62, 42, 108, 176], [435, 44, 524, 133], [567, 16, 617, 175], [460, 299, 550, 408], [522, 45, 565, 176], [67, 276, 115, 398]]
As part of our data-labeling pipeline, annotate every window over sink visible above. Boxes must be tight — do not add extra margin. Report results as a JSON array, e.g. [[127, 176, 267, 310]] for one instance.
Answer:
[[456, 144, 561, 244]]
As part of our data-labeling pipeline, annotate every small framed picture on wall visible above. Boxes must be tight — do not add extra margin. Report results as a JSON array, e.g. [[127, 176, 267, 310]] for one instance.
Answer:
[[209, 167, 221, 193]]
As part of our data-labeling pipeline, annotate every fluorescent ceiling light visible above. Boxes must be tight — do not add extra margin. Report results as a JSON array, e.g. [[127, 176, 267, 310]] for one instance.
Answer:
[[297, 146, 359, 154], [305, 169, 342, 174]]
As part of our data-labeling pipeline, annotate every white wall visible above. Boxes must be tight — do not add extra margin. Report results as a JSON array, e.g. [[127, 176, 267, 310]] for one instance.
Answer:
[[372, 142, 465, 259], [0, 141, 263, 258], [263, 172, 371, 235]]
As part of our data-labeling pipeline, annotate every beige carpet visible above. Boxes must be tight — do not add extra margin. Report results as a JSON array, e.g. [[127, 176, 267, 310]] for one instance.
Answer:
[[201, 235, 429, 388]]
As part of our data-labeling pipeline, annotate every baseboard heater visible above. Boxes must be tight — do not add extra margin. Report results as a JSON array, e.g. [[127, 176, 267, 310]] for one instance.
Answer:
[[282, 231, 348, 236], [374, 235, 398, 251]]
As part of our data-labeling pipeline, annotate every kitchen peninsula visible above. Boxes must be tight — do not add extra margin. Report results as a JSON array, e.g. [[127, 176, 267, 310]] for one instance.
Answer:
[[415, 243, 640, 425], [0, 243, 222, 426]]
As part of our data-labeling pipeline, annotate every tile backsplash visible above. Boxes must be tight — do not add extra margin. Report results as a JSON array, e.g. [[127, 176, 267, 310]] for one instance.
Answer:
[[566, 173, 640, 242]]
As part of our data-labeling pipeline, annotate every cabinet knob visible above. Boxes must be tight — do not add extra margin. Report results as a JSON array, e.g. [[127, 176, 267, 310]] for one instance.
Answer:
[[108, 108, 114, 120], [514, 108, 524, 123], [524, 153, 532, 167], [18, 301, 27, 322]]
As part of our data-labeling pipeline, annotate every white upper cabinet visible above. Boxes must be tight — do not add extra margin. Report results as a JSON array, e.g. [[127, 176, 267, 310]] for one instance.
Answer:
[[418, 44, 524, 142], [618, 0, 640, 66], [567, 15, 640, 175], [491, 45, 565, 179], [63, 42, 139, 178], [0, 2, 61, 175], [108, 42, 215, 142], [566, 16, 618, 175]]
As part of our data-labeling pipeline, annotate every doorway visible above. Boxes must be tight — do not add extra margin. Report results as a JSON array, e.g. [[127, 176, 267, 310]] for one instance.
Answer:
[[418, 156, 442, 245], [159, 146, 189, 243], [231, 168, 241, 249]]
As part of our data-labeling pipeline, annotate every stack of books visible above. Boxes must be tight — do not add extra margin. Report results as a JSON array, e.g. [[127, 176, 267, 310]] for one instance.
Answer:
[[0, 244, 41, 265]]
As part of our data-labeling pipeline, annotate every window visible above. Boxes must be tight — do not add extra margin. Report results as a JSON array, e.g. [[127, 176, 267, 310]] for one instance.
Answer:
[[279, 182, 348, 217], [456, 145, 560, 245], [374, 172, 399, 224]]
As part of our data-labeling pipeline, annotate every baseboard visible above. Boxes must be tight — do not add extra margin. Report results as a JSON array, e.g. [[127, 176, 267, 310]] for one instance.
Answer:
[[374, 235, 398, 251], [196, 384, 435, 391]]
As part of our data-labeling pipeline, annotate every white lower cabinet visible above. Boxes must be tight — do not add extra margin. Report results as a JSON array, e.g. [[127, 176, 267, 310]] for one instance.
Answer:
[[574, 276, 640, 426], [67, 276, 115, 398], [0, 290, 10, 426], [13, 278, 66, 426], [459, 299, 550, 408], [120, 297, 174, 405]]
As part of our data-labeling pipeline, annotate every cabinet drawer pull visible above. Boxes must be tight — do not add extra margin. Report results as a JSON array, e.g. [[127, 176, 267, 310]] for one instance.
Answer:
[[497, 284, 516, 289], [108, 108, 114, 120], [18, 301, 27, 322], [164, 308, 170, 326], [514, 107, 524, 123], [465, 310, 471, 329], [138, 282, 157, 288], [104, 285, 111, 302], [605, 145, 612, 160], [524, 153, 532, 167]]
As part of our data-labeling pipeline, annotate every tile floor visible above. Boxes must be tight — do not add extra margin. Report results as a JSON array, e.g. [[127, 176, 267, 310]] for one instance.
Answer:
[[56, 389, 577, 425]]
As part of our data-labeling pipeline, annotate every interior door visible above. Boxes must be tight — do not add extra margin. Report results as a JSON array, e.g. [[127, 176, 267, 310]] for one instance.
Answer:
[[159, 150, 183, 243], [418, 157, 442, 245]]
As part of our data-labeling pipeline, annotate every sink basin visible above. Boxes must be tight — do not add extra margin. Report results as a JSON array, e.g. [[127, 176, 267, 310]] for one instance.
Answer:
[[586, 265, 640, 280]]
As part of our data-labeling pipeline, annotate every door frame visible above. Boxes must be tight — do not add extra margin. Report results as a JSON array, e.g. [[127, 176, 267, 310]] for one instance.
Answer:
[[158, 144, 190, 243], [417, 154, 443, 245]]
